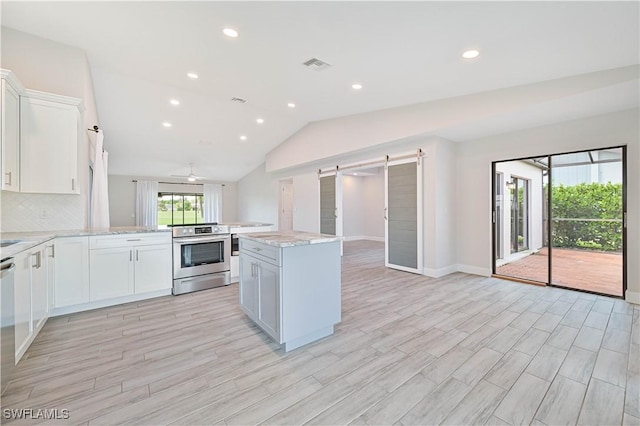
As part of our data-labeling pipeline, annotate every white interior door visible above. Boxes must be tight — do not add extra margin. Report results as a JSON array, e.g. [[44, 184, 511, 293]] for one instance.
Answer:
[[385, 157, 423, 274], [279, 180, 294, 231], [319, 172, 343, 237]]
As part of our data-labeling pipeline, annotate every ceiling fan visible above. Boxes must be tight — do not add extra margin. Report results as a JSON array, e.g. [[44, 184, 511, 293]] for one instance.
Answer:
[[171, 163, 206, 182]]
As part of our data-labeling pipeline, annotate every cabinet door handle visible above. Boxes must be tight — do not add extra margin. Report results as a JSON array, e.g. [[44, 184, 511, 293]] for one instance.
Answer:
[[48, 244, 55, 258], [130, 250, 133, 262], [127, 239, 142, 242], [136, 250, 139, 261], [71, 178, 76, 191], [31, 251, 42, 269], [4, 172, 11, 186]]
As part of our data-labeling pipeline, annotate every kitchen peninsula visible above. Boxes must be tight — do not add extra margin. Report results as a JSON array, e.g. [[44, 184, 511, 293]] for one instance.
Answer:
[[238, 231, 342, 351]]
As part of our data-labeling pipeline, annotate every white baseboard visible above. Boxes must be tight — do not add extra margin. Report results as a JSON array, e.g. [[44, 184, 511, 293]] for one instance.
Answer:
[[423, 265, 458, 278], [51, 289, 172, 317], [456, 264, 492, 277], [626, 290, 640, 305], [343, 235, 385, 242]]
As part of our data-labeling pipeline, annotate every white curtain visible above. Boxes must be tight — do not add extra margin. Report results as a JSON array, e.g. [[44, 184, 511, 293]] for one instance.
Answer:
[[90, 130, 111, 228], [203, 184, 223, 223], [136, 180, 159, 227]]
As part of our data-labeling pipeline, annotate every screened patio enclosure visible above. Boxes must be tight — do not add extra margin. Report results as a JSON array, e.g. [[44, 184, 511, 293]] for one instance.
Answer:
[[492, 147, 626, 297]]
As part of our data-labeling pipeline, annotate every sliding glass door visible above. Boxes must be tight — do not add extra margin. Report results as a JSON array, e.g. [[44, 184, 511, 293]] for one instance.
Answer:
[[550, 148, 625, 296], [493, 158, 548, 284], [493, 147, 626, 298]]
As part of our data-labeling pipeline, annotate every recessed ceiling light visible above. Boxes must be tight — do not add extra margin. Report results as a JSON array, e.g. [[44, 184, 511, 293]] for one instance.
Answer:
[[462, 49, 480, 59], [256, 118, 264, 124], [351, 83, 363, 90], [240, 135, 247, 141], [187, 72, 199, 79], [223, 28, 239, 38], [287, 103, 296, 108], [170, 99, 180, 106], [162, 122, 172, 128]]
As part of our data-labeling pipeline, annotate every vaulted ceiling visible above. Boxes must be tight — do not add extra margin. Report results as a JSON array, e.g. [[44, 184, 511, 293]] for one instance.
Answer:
[[2, 1, 638, 181]]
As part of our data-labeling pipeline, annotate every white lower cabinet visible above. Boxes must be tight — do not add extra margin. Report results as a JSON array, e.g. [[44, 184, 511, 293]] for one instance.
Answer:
[[230, 255, 240, 282], [240, 252, 281, 342], [90, 247, 134, 300], [14, 242, 50, 362], [54, 236, 90, 308], [13, 250, 31, 361], [131, 244, 172, 294], [89, 233, 171, 302], [31, 245, 48, 333], [239, 238, 342, 352], [239, 255, 258, 318], [256, 260, 280, 339]]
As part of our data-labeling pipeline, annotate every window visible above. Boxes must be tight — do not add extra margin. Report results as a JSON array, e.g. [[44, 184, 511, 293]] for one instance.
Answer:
[[158, 192, 204, 226]]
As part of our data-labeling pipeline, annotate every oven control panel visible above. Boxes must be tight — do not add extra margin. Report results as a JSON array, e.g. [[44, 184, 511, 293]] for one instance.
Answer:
[[172, 224, 230, 237]]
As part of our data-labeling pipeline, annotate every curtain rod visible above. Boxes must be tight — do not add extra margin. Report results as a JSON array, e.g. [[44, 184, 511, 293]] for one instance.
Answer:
[[131, 180, 225, 186]]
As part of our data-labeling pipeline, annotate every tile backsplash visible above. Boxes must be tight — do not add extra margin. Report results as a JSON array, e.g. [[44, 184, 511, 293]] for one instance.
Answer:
[[1, 191, 85, 232]]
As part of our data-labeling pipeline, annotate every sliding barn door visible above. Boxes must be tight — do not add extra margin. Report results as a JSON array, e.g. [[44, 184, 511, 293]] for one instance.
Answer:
[[385, 158, 423, 274], [319, 172, 343, 237]]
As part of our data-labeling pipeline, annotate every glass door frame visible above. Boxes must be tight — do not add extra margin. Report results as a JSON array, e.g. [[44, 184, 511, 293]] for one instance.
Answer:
[[491, 145, 627, 299]]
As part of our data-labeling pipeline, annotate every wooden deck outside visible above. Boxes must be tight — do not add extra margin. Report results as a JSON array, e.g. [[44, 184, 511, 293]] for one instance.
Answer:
[[496, 247, 623, 297]]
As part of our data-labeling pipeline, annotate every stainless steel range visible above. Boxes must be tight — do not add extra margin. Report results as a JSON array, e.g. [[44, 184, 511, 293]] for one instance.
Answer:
[[171, 223, 231, 295]]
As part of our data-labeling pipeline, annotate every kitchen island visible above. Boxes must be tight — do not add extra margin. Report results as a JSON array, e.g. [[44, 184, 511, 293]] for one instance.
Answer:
[[238, 231, 342, 351]]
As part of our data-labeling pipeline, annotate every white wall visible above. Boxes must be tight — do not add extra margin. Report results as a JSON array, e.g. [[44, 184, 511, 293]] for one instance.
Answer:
[[362, 171, 385, 239], [433, 139, 458, 271], [108, 175, 237, 226], [1, 27, 100, 231], [342, 175, 364, 238], [236, 164, 279, 227], [495, 160, 545, 259], [292, 173, 319, 233], [456, 108, 640, 302], [342, 170, 386, 240]]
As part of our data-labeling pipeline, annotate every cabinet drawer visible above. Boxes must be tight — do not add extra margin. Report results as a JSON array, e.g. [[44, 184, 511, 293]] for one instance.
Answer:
[[240, 239, 280, 266], [89, 232, 171, 249]]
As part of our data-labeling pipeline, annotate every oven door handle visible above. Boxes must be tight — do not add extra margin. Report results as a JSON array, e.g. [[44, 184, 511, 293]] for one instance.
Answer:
[[173, 236, 230, 244]]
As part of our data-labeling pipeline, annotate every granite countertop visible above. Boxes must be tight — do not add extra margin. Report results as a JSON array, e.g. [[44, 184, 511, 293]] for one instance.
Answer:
[[239, 231, 343, 248], [224, 222, 273, 228], [1, 226, 170, 259]]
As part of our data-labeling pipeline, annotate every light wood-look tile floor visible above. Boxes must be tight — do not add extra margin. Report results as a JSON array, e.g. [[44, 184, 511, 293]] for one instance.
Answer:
[[1, 240, 638, 425]]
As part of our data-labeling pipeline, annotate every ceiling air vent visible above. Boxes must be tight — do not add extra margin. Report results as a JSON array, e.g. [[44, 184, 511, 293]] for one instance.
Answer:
[[302, 58, 331, 71], [231, 97, 247, 103]]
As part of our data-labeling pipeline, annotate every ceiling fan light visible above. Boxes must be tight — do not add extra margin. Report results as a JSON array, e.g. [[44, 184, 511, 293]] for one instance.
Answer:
[[187, 176, 196, 182]]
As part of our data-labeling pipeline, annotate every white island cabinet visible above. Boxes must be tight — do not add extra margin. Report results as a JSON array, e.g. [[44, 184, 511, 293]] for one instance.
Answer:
[[239, 231, 342, 352]]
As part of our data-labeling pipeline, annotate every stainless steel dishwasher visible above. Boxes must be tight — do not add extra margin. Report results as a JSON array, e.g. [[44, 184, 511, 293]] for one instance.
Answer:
[[1, 257, 16, 395]]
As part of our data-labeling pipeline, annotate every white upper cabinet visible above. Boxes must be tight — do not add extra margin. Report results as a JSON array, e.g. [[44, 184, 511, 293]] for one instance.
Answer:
[[20, 90, 82, 194], [1, 71, 23, 192]]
